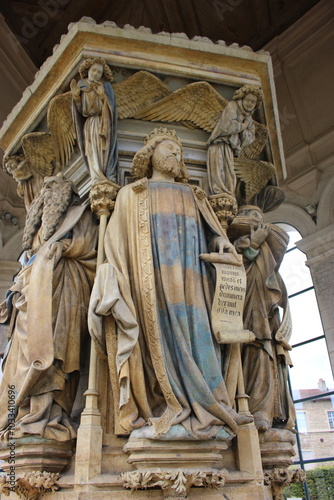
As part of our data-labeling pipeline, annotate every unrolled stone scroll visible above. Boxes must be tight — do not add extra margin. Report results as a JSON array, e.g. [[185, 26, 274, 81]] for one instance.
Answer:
[[201, 252, 255, 344]]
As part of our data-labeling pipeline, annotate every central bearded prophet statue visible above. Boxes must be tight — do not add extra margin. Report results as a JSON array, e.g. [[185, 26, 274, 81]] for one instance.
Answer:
[[89, 128, 253, 440]]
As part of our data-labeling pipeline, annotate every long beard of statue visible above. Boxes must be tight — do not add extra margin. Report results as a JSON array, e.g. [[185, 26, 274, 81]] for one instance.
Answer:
[[151, 151, 180, 178], [22, 182, 73, 251]]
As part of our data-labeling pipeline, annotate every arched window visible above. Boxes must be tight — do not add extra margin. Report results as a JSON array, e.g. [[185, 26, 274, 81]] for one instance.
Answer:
[[276, 223, 334, 499]]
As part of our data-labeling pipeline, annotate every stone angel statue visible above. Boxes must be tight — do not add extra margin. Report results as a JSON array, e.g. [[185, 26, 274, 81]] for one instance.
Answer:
[[3, 89, 76, 208], [53, 60, 173, 183], [70, 58, 172, 183], [3, 132, 57, 209], [135, 82, 274, 203], [70, 57, 119, 183], [4, 64, 172, 193]]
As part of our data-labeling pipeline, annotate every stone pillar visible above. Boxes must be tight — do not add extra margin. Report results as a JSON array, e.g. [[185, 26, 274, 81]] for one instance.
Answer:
[[75, 180, 119, 483], [297, 223, 334, 375]]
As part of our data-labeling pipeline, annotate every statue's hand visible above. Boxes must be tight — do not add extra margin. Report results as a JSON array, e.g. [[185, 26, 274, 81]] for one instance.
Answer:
[[47, 242, 63, 262], [70, 79, 81, 99], [241, 117, 252, 130], [211, 138, 223, 145], [95, 84, 105, 97], [216, 236, 238, 257], [250, 223, 270, 248]]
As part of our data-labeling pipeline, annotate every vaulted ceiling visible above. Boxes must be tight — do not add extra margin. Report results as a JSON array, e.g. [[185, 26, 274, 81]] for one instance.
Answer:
[[0, 0, 321, 68]]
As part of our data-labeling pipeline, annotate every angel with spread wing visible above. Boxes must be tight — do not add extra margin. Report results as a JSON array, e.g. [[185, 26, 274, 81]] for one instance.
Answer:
[[4, 66, 172, 201], [70, 58, 174, 184], [3, 87, 76, 209], [135, 82, 275, 204], [207, 84, 264, 197], [3, 133, 56, 210]]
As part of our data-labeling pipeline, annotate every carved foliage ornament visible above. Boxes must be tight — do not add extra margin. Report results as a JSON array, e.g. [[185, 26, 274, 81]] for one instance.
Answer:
[[121, 468, 229, 497], [0, 471, 59, 500], [209, 192, 238, 223], [264, 468, 306, 500], [89, 179, 120, 217]]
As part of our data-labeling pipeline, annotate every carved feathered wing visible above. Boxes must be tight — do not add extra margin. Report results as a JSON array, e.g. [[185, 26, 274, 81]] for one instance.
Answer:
[[233, 158, 276, 202], [239, 121, 269, 160], [47, 91, 76, 167], [135, 81, 227, 132], [113, 71, 172, 119], [21, 132, 56, 176]]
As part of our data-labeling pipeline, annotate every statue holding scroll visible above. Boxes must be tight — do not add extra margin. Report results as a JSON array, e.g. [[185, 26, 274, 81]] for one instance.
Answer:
[[0, 174, 97, 442], [89, 128, 252, 440], [229, 205, 295, 432]]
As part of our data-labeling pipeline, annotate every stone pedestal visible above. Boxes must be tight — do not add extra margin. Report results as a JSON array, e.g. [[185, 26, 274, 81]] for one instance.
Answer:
[[122, 430, 232, 498], [259, 428, 296, 470], [123, 436, 233, 471], [0, 437, 74, 475]]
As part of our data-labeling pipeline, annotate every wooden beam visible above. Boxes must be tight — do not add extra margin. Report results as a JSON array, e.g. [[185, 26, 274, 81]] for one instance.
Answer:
[[160, 0, 186, 33]]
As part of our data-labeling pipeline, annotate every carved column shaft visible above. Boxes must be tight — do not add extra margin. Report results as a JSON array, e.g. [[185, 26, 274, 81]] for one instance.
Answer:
[[75, 180, 119, 483]]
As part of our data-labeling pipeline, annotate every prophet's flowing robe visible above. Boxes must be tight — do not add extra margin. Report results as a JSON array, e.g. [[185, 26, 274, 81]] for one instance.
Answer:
[[89, 178, 238, 438], [207, 100, 255, 196], [0, 206, 97, 442], [234, 224, 295, 429]]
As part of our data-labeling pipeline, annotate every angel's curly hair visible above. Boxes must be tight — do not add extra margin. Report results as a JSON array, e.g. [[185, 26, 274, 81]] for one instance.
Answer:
[[79, 57, 113, 83], [2, 154, 24, 174], [233, 84, 264, 110], [131, 129, 189, 183]]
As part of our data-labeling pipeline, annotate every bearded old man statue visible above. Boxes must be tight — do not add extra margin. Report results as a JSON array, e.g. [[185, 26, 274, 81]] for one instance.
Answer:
[[89, 128, 252, 440], [0, 174, 97, 443]]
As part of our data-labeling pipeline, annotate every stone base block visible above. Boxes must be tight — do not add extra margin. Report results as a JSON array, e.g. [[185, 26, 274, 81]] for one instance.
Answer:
[[259, 428, 296, 470], [123, 435, 234, 471], [0, 437, 74, 475], [0, 483, 274, 499]]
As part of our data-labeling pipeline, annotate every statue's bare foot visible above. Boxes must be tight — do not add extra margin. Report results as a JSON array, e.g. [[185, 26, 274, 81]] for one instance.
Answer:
[[235, 414, 254, 426], [254, 416, 270, 432], [229, 408, 253, 425]]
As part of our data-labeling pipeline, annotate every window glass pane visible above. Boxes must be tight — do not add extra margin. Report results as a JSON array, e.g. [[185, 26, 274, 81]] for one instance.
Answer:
[[294, 401, 334, 464], [279, 247, 313, 295], [293, 441, 302, 464], [289, 339, 334, 392], [296, 410, 308, 432], [289, 289, 324, 345], [276, 223, 301, 250], [328, 411, 334, 430]]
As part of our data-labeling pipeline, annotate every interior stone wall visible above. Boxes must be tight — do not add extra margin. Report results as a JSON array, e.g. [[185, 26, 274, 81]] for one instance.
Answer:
[[264, 0, 334, 374]]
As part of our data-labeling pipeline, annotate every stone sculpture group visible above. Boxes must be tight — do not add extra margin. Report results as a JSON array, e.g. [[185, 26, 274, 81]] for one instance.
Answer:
[[0, 57, 296, 498]]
